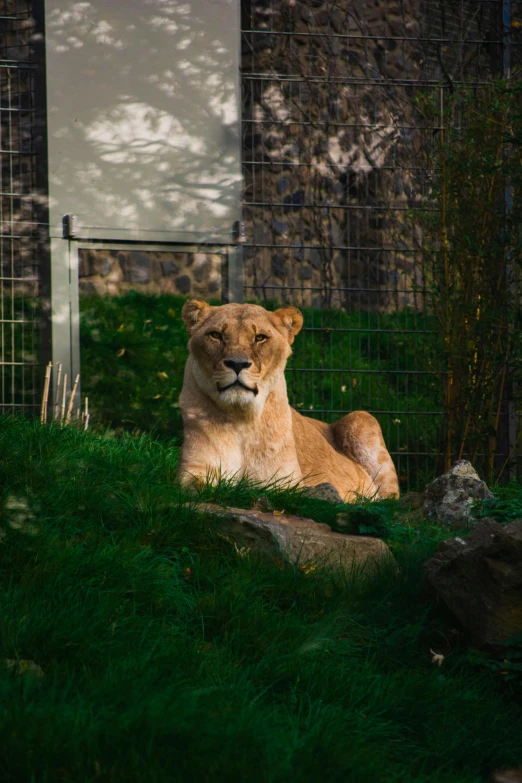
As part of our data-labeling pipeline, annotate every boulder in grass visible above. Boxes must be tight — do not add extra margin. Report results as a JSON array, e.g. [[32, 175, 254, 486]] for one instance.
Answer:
[[423, 460, 493, 529], [197, 503, 395, 575], [424, 518, 522, 647], [491, 768, 522, 783], [4, 659, 44, 677], [301, 482, 343, 504]]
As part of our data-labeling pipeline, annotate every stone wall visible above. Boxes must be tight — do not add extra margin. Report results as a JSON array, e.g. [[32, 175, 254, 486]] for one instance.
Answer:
[[1, 0, 41, 301], [78, 249, 223, 299], [6, 0, 517, 309], [241, 0, 508, 311]]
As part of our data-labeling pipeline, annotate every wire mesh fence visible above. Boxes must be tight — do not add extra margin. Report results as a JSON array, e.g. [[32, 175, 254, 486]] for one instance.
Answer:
[[241, 0, 522, 491], [1, 0, 521, 493], [0, 0, 46, 415]]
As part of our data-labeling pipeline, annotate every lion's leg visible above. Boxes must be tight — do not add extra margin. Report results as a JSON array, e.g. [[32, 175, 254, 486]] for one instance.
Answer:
[[177, 462, 235, 489], [177, 468, 218, 489], [330, 411, 400, 498]]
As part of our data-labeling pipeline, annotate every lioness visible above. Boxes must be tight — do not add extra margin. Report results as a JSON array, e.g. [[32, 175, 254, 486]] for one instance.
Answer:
[[177, 298, 399, 500]]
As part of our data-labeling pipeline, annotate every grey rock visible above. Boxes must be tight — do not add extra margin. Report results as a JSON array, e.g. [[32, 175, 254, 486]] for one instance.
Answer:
[[311, 9, 329, 26], [299, 266, 313, 280], [271, 254, 287, 279], [329, 223, 342, 246], [282, 143, 300, 162], [491, 768, 522, 783], [160, 260, 179, 276], [99, 258, 111, 278], [329, 8, 344, 34], [79, 251, 111, 278], [424, 518, 522, 647], [302, 482, 343, 504], [283, 190, 305, 210], [4, 659, 44, 677], [250, 34, 274, 53], [175, 275, 191, 294], [277, 177, 290, 195], [199, 503, 394, 574], [253, 224, 269, 245], [78, 254, 89, 278], [423, 460, 493, 529], [309, 249, 323, 270], [272, 220, 288, 235], [192, 259, 210, 283], [121, 252, 152, 284], [79, 281, 99, 296], [264, 133, 282, 151], [327, 37, 340, 56]]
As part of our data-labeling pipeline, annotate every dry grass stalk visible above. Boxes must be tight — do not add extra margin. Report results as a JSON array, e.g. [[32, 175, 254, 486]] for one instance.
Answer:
[[65, 374, 80, 426], [84, 396, 90, 431], [60, 373, 67, 424], [40, 362, 52, 424], [54, 362, 62, 421], [39, 364, 89, 429]]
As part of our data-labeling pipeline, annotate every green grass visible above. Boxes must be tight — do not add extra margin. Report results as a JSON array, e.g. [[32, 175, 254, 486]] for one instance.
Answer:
[[0, 415, 521, 783], [80, 292, 442, 491], [80, 292, 191, 437], [472, 478, 522, 523]]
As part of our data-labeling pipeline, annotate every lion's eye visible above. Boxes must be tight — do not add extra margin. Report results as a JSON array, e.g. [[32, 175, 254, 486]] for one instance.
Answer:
[[255, 334, 268, 343], [208, 331, 222, 341]]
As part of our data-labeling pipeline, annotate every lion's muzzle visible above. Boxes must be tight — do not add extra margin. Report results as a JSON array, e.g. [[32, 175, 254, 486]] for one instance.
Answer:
[[217, 355, 259, 396], [217, 379, 258, 396]]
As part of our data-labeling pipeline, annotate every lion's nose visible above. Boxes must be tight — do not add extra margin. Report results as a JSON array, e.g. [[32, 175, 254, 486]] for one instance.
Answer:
[[224, 358, 252, 375]]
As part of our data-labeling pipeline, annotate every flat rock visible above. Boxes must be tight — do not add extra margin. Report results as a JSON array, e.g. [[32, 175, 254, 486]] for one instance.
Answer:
[[423, 459, 493, 529], [196, 503, 394, 574], [424, 518, 522, 647]]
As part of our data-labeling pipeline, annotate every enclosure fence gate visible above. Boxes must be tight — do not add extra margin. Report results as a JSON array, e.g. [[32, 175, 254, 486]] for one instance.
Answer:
[[240, 0, 521, 491]]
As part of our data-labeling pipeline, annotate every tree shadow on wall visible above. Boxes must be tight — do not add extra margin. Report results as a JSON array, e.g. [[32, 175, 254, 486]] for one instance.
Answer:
[[44, 0, 242, 240]]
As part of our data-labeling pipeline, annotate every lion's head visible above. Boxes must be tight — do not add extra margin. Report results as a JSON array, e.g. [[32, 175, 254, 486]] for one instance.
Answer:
[[181, 299, 303, 410]]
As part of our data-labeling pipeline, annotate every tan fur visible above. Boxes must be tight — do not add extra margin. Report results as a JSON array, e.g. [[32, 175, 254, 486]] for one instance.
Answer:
[[177, 299, 399, 501]]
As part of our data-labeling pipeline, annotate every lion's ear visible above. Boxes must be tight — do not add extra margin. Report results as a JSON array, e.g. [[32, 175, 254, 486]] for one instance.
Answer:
[[273, 306, 303, 344], [181, 298, 212, 334]]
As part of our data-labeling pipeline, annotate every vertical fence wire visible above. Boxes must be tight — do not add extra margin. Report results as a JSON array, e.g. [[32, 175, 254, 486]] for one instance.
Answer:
[[241, 0, 522, 491], [2, 1, 522, 492], [0, 0, 42, 414]]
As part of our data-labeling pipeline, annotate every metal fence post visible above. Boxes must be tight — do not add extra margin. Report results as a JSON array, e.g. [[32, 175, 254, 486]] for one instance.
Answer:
[[33, 0, 52, 402], [495, 0, 518, 482], [224, 245, 244, 304]]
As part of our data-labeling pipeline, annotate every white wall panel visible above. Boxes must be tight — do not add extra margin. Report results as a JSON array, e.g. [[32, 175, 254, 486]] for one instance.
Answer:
[[45, 0, 242, 242]]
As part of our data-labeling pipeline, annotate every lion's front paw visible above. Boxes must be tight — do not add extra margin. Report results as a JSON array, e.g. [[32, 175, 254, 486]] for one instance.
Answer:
[[178, 471, 207, 491]]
